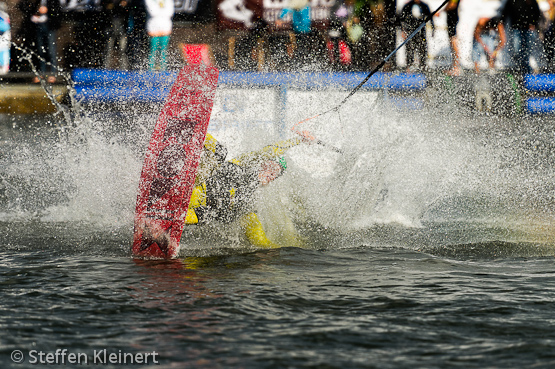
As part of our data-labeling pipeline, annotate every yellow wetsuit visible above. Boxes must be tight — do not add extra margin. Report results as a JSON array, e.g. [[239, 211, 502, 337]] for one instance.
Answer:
[[185, 135, 302, 248]]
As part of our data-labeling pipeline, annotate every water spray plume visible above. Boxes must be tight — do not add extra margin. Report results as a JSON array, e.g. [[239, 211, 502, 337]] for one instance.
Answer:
[[11, 43, 83, 132]]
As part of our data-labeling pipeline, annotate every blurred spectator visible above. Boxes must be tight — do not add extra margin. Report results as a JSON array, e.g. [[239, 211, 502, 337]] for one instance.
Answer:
[[400, 0, 433, 72], [381, 0, 397, 69], [346, 15, 364, 44], [327, 0, 353, 68], [472, 16, 506, 73], [443, 0, 461, 75], [277, 0, 312, 65], [279, 0, 311, 34], [62, 2, 109, 69], [248, 16, 269, 70], [355, 0, 376, 69], [15, 0, 37, 72], [126, 0, 148, 69], [502, 0, 542, 74], [0, 2, 10, 74], [234, 16, 269, 70], [542, 0, 555, 72], [346, 15, 364, 69], [28, 0, 62, 82], [345, 15, 364, 45], [145, 0, 174, 70], [103, 0, 130, 69]]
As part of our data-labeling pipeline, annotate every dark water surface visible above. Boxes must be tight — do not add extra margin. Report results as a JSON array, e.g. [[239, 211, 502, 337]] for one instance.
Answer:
[[2, 220, 555, 369]]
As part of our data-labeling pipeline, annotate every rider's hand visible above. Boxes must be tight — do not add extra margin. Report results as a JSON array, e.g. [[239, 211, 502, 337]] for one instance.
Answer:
[[298, 130, 316, 144]]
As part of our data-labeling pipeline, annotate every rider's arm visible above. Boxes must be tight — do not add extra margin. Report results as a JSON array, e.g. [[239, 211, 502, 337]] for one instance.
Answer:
[[231, 137, 302, 167], [261, 137, 302, 156]]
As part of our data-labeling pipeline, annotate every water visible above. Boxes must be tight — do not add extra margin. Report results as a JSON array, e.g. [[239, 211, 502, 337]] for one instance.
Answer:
[[3, 235, 555, 368], [2, 86, 555, 368]]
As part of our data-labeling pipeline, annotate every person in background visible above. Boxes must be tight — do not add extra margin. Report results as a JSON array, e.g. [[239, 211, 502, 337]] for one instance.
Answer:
[[442, 0, 461, 75], [103, 0, 130, 69], [472, 16, 506, 73], [15, 0, 36, 71], [542, 0, 555, 72], [126, 0, 148, 69], [345, 15, 364, 69], [251, 16, 270, 70], [327, 0, 353, 69], [502, 0, 542, 74], [400, 0, 433, 72], [277, 0, 312, 65], [0, 2, 10, 75], [145, 0, 174, 71], [65, 0, 109, 68], [28, 0, 62, 82], [356, 0, 376, 70], [346, 15, 364, 45]]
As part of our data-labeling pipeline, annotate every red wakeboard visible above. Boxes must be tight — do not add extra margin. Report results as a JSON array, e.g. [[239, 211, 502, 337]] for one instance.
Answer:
[[132, 65, 219, 259]]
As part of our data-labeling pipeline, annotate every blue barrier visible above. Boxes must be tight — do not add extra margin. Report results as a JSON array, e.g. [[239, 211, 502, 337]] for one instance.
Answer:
[[527, 97, 555, 114], [217, 71, 427, 90], [73, 86, 172, 103], [523, 74, 555, 93], [71, 70, 555, 116], [72, 69, 178, 88], [71, 69, 427, 103]]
